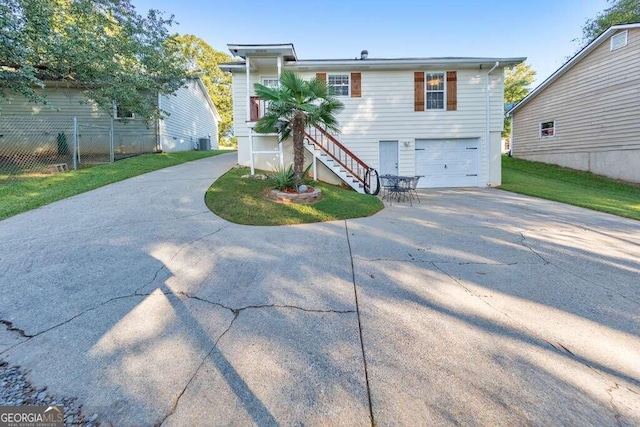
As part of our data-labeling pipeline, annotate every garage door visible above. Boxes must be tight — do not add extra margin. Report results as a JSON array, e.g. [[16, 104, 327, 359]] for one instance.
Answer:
[[415, 139, 480, 188]]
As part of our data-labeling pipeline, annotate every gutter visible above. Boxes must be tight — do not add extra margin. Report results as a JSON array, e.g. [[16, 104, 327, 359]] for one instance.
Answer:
[[219, 57, 525, 72], [486, 61, 499, 186]]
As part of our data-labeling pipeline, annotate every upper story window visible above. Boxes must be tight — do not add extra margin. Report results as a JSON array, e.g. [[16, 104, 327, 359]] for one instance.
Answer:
[[610, 31, 628, 51], [328, 74, 350, 96], [425, 72, 446, 110], [115, 105, 134, 119], [261, 77, 279, 88], [540, 120, 555, 138]]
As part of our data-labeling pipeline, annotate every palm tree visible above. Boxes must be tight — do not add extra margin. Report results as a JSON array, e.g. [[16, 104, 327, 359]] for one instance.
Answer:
[[254, 70, 344, 187]]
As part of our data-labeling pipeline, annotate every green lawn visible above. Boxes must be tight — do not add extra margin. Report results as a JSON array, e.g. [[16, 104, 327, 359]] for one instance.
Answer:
[[501, 155, 640, 220], [0, 150, 230, 220], [205, 167, 384, 226]]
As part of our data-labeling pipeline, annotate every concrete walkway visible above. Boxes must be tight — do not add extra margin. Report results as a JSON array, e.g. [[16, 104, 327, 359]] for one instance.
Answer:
[[0, 152, 638, 425]]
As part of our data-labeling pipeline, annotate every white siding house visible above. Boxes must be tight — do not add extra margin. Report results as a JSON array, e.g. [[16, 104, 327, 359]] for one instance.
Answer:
[[220, 44, 524, 192], [509, 23, 640, 183], [159, 79, 220, 152]]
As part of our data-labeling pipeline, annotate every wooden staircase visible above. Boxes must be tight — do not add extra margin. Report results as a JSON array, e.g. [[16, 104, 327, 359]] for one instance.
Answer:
[[303, 125, 379, 195]]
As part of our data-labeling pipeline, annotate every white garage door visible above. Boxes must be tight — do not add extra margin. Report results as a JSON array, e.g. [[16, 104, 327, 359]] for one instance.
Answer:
[[415, 139, 480, 188]]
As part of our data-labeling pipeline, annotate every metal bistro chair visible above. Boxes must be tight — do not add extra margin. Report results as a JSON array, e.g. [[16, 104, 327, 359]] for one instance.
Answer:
[[395, 177, 413, 205], [409, 176, 423, 204], [379, 175, 399, 204]]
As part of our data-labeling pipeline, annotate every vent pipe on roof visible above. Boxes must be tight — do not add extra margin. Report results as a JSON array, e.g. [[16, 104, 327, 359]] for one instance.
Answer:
[[360, 50, 368, 60]]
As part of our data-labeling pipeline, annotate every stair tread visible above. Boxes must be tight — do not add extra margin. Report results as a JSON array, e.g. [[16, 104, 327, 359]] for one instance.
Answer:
[[303, 136, 367, 194]]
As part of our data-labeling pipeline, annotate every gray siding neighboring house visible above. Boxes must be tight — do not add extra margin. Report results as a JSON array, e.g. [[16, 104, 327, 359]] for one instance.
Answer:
[[509, 23, 640, 183], [0, 77, 219, 155], [0, 84, 157, 156]]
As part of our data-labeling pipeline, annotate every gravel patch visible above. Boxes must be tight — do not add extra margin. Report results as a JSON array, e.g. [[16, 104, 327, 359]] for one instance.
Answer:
[[0, 360, 98, 426]]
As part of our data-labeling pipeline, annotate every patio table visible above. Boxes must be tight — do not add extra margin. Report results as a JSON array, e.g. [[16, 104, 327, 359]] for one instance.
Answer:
[[380, 175, 415, 205]]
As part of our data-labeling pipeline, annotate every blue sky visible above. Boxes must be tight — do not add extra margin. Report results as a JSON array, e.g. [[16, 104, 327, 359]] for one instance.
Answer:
[[133, 0, 609, 86]]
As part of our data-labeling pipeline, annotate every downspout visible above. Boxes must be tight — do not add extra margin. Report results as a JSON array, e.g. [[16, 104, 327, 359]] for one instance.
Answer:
[[509, 111, 514, 156], [485, 61, 499, 186], [156, 92, 162, 152]]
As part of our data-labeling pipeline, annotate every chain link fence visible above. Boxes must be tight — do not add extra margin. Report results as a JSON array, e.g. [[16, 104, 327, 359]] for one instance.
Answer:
[[77, 120, 113, 165], [0, 116, 117, 183]]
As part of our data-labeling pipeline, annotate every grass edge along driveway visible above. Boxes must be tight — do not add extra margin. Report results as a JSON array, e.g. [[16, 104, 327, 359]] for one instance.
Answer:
[[205, 167, 383, 226], [501, 155, 640, 221], [0, 150, 230, 221]]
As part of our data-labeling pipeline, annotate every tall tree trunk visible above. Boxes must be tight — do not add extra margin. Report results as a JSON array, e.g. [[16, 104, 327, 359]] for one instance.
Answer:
[[291, 112, 305, 188]]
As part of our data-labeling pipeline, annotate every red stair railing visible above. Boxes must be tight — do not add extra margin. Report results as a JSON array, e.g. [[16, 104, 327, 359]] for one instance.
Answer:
[[304, 125, 379, 195]]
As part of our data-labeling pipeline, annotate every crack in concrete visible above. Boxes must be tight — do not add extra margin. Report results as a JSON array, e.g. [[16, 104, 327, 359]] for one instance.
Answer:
[[432, 262, 577, 356], [158, 312, 240, 427], [174, 291, 355, 315], [1, 288, 353, 356], [554, 342, 636, 424], [518, 229, 638, 306], [354, 256, 524, 266], [344, 220, 375, 427], [605, 383, 624, 426], [431, 262, 490, 301], [0, 294, 146, 355], [433, 261, 636, 423], [135, 265, 168, 295], [548, 262, 640, 306], [0, 320, 33, 338], [518, 232, 551, 264], [134, 225, 229, 295]]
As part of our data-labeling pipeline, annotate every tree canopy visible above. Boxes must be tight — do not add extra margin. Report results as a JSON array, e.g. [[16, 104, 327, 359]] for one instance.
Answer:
[[0, 0, 190, 119], [173, 35, 232, 141], [580, 0, 640, 45], [503, 63, 536, 138]]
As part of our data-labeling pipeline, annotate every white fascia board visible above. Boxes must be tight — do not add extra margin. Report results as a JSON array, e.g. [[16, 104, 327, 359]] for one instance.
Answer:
[[289, 57, 525, 70], [221, 57, 526, 72]]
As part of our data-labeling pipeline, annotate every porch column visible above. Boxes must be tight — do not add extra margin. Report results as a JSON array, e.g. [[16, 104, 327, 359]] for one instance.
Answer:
[[277, 55, 282, 79], [249, 130, 255, 175], [245, 56, 251, 122], [313, 150, 317, 181]]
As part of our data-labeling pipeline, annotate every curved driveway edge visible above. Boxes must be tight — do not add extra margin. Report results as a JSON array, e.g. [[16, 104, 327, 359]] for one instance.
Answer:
[[0, 153, 638, 425]]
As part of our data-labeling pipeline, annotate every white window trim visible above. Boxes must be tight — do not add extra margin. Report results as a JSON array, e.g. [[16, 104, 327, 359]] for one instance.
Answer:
[[327, 73, 350, 97], [539, 120, 556, 139], [610, 30, 628, 51], [425, 72, 447, 111], [260, 76, 280, 88]]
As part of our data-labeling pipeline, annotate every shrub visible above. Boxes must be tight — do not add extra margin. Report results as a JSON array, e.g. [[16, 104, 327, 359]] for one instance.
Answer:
[[270, 163, 315, 191], [270, 165, 296, 191]]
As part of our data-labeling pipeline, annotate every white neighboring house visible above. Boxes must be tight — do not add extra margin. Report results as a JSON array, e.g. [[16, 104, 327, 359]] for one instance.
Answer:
[[220, 44, 524, 192], [158, 78, 220, 152], [508, 23, 640, 183]]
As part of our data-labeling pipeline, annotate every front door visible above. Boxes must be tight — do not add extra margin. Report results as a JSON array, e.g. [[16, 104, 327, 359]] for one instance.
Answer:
[[379, 141, 399, 175]]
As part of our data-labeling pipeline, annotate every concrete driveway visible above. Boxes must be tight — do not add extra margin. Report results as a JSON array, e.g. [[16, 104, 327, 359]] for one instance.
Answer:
[[0, 153, 638, 425]]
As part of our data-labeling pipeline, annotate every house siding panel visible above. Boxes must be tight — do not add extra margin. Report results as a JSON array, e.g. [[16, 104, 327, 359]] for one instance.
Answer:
[[159, 81, 219, 152], [1, 87, 157, 155], [512, 28, 640, 182], [232, 66, 505, 186]]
